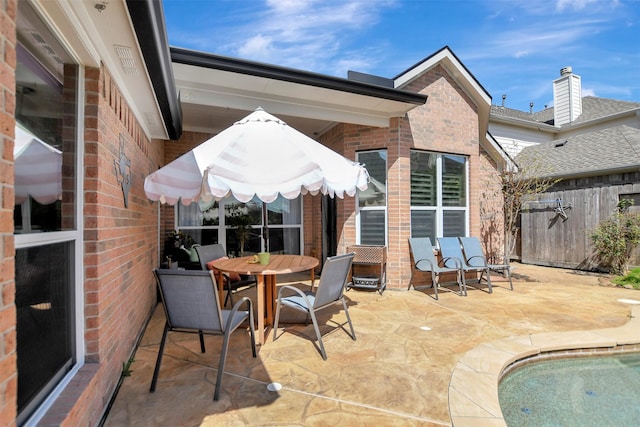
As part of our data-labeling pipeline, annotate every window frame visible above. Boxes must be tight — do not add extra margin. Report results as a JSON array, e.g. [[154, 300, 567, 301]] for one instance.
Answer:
[[14, 47, 85, 427], [355, 150, 388, 246], [410, 150, 469, 240], [176, 195, 304, 255]]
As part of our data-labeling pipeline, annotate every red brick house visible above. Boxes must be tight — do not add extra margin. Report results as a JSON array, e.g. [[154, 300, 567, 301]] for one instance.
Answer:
[[0, 1, 509, 425]]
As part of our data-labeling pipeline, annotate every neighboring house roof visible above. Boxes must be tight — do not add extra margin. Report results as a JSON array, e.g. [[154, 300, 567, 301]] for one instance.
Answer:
[[516, 125, 640, 179], [572, 97, 640, 124], [492, 96, 640, 128]]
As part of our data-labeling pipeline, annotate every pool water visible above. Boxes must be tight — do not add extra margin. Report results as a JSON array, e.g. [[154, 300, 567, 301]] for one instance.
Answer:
[[499, 352, 640, 426]]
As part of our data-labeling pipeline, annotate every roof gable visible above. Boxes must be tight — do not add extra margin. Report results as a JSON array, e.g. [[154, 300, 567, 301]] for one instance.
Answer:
[[393, 46, 491, 107]]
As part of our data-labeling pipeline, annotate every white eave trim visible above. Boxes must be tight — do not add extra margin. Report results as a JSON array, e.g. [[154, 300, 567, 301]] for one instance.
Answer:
[[174, 63, 420, 128], [394, 48, 491, 107]]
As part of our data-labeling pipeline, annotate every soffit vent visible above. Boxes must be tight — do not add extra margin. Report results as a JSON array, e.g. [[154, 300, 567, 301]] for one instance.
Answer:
[[114, 45, 139, 76], [29, 30, 63, 64], [29, 30, 46, 45]]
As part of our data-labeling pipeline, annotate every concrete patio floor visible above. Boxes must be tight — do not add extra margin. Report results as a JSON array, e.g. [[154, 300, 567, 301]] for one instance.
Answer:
[[102, 262, 640, 426]]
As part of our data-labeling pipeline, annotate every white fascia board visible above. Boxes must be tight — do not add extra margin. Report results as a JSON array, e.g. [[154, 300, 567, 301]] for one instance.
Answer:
[[394, 49, 491, 107], [490, 114, 559, 134], [483, 132, 517, 172]]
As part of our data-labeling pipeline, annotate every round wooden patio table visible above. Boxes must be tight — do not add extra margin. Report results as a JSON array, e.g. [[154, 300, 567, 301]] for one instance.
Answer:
[[209, 254, 319, 344]]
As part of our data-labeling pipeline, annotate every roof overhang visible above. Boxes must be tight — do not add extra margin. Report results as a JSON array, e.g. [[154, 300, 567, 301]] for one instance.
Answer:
[[126, 0, 182, 140], [490, 113, 559, 134], [32, 0, 181, 140], [558, 107, 640, 132], [485, 131, 517, 172], [171, 47, 427, 136]]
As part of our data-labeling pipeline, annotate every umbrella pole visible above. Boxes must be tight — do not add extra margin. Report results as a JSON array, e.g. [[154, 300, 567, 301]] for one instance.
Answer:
[[262, 203, 269, 252]]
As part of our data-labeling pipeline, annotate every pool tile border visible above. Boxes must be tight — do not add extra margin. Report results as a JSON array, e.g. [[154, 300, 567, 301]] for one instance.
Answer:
[[448, 305, 640, 427]]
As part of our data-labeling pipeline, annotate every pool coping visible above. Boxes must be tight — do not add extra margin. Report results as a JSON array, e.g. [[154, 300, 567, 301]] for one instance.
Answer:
[[448, 304, 640, 426]]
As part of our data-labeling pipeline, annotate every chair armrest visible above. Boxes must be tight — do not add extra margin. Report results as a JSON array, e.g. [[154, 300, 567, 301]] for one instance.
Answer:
[[415, 258, 436, 271], [276, 284, 314, 309], [466, 255, 488, 267], [440, 256, 462, 269], [277, 284, 310, 299], [225, 296, 254, 331]]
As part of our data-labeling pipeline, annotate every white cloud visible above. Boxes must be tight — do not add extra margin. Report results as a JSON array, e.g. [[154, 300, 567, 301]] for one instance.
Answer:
[[582, 88, 596, 97], [237, 35, 275, 61], [556, 0, 598, 11], [461, 16, 608, 63], [225, 0, 397, 73]]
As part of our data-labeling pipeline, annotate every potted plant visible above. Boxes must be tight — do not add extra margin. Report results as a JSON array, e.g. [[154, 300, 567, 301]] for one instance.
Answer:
[[226, 205, 255, 257], [165, 229, 198, 263]]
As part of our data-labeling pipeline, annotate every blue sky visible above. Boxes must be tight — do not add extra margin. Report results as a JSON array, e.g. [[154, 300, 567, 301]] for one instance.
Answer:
[[162, 0, 639, 112]]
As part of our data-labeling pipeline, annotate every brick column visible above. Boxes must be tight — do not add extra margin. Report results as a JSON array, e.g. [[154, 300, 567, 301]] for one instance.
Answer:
[[0, 0, 17, 426]]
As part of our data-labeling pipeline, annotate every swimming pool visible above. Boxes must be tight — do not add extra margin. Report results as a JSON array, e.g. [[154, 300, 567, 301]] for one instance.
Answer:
[[499, 352, 640, 426]]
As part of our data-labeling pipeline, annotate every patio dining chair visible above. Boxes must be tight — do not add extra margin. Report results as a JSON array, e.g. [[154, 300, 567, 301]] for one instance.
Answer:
[[272, 253, 356, 360], [195, 244, 257, 307], [459, 236, 513, 290], [408, 237, 466, 299], [437, 237, 493, 294], [151, 269, 256, 401]]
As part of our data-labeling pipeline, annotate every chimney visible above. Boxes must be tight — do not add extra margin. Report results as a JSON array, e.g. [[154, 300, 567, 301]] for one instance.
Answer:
[[553, 66, 582, 126], [501, 94, 506, 107]]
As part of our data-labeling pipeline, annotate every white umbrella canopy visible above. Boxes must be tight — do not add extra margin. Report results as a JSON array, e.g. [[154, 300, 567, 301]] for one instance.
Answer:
[[145, 107, 369, 205], [14, 125, 62, 205], [144, 107, 369, 250]]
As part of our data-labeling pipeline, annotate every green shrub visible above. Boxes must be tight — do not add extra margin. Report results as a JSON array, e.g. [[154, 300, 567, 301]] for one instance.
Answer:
[[591, 199, 640, 275], [612, 267, 640, 290]]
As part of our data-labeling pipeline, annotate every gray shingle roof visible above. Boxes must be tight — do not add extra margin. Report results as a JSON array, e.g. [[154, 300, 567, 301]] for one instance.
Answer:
[[515, 125, 640, 178], [492, 96, 640, 126]]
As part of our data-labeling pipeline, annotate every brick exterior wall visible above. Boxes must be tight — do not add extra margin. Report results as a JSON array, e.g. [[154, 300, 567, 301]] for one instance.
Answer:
[[33, 65, 164, 426], [0, 1, 16, 425], [318, 64, 503, 289], [477, 145, 506, 263], [153, 66, 503, 292]]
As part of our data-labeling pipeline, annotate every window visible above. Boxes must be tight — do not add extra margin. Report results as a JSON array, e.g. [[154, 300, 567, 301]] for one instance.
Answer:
[[176, 195, 302, 256], [15, 2, 81, 424], [410, 151, 467, 241], [356, 150, 387, 245]]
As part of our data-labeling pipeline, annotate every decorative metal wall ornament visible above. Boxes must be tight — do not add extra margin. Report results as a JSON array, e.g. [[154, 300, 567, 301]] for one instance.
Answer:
[[114, 134, 131, 207]]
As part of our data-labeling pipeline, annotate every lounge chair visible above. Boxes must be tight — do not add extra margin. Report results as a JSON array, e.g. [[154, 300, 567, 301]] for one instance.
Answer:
[[273, 253, 356, 360], [437, 237, 492, 294], [459, 236, 513, 290], [408, 237, 466, 299], [151, 269, 256, 401], [195, 244, 257, 306]]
